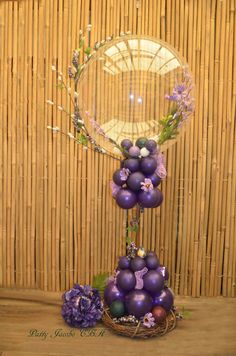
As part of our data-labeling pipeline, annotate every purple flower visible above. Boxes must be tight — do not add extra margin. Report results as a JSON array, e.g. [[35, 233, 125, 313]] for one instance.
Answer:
[[86, 111, 110, 140], [135, 267, 148, 289], [152, 153, 167, 179], [113, 270, 120, 285], [61, 284, 103, 328], [110, 182, 121, 198], [141, 178, 153, 192], [72, 50, 79, 69], [68, 66, 74, 78], [165, 69, 195, 122], [120, 168, 130, 181], [142, 313, 155, 328]]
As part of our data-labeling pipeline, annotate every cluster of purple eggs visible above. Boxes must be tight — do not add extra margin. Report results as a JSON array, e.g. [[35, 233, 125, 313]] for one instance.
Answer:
[[104, 250, 174, 319], [113, 137, 163, 209]]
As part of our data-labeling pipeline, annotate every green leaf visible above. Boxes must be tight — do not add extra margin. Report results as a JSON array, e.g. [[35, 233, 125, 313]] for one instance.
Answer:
[[92, 273, 109, 293], [77, 133, 88, 146], [85, 46, 91, 55], [127, 225, 138, 232], [56, 83, 65, 89], [180, 306, 192, 319], [126, 236, 132, 245], [79, 39, 84, 48]]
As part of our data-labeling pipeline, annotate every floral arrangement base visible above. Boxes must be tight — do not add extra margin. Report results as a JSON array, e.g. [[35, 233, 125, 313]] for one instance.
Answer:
[[102, 308, 177, 339]]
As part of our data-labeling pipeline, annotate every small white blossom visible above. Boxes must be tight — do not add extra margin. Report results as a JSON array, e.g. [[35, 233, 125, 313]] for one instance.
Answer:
[[77, 119, 84, 125], [74, 91, 79, 98], [48, 126, 60, 132], [51, 65, 56, 71], [79, 29, 83, 35], [87, 24, 92, 31], [46, 100, 54, 105], [58, 75, 62, 81], [68, 132, 75, 139], [57, 105, 63, 111]]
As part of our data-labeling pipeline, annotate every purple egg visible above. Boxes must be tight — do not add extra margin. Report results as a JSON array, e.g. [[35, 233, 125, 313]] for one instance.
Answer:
[[152, 288, 174, 311], [113, 169, 126, 186], [128, 146, 140, 158], [116, 269, 136, 291], [118, 256, 130, 270], [146, 255, 160, 269], [145, 139, 157, 153], [147, 173, 161, 187], [156, 265, 169, 280], [123, 158, 140, 172], [130, 256, 146, 272], [116, 189, 137, 209], [121, 139, 133, 150], [138, 189, 162, 208], [104, 281, 125, 306], [127, 172, 145, 191], [125, 290, 153, 318], [140, 157, 157, 175], [143, 270, 164, 294]]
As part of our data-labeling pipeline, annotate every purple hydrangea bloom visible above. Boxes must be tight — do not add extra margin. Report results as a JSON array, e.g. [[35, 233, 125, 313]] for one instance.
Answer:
[[61, 284, 103, 328]]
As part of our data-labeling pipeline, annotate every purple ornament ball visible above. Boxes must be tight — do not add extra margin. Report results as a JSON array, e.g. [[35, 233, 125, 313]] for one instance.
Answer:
[[146, 251, 157, 257], [118, 256, 130, 270], [156, 265, 169, 280], [125, 290, 153, 318], [146, 255, 160, 270], [104, 281, 125, 306], [121, 139, 133, 150], [147, 173, 161, 187], [152, 288, 174, 311], [143, 270, 164, 295], [116, 269, 136, 292], [116, 189, 137, 209], [127, 172, 145, 192], [130, 256, 146, 272], [140, 157, 157, 175], [128, 146, 140, 158], [123, 158, 140, 172], [138, 189, 160, 208], [153, 189, 163, 207], [113, 169, 126, 186], [145, 139, 157, 153], [135, 137, 148, 149]]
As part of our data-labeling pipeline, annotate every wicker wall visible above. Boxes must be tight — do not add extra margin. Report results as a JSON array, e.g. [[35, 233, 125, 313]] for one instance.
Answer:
[[0, 0, 235, 296]]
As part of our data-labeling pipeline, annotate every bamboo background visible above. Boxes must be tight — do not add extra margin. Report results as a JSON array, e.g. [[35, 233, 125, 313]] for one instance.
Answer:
[[0, 0, 235, 297]]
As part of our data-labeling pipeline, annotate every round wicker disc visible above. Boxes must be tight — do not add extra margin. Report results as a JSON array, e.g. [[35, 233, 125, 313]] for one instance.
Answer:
[[102, 308, 177, 339]]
